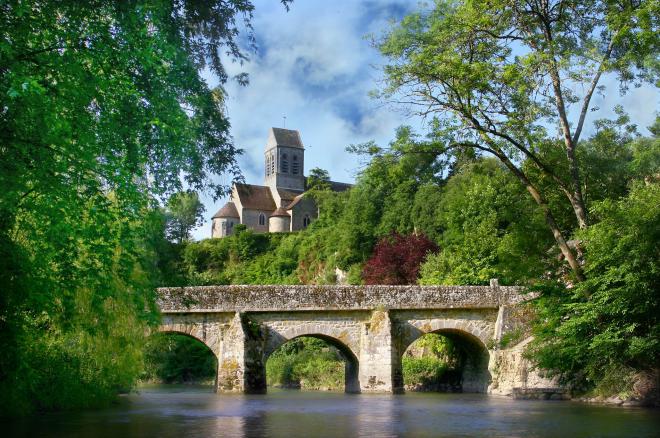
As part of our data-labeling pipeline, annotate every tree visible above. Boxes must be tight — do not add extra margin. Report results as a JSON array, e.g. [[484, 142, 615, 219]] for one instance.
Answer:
[[0, 0, 281, 414], [306, 167, 331, 190], [143, 333, 217, 384], [362, 232, 438, 285], [419, 159, 552, 285], [165, 191, 206, 243], [336, 127, 445, 267], [528, 181, 660, 397], [377, 0, 659, 279]]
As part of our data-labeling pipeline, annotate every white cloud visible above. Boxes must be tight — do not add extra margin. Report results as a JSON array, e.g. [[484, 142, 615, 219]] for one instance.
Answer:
[[193, 1, 418, 239]]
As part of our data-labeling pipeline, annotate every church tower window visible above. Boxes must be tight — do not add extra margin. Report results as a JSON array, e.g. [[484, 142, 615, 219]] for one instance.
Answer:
[[281, 153, 288, 173], [270, 152, 275, 175], [303, 214, 311, 228], [292, 155, 299, 175]]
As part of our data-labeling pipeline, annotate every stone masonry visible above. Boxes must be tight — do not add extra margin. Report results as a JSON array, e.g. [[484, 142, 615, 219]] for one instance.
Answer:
[[156, 285, 560, 396]]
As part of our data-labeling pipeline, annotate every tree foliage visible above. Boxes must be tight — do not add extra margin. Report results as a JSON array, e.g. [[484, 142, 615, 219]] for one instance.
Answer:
[[0, 0, 267, 414], [362, 232, 438, 285], [306, 167, 331, 191], [266, 337, 345, 391], [165, 191, 206, 243], [419, 159, 552, 285], [142, 333, 217, 384], [529, 182, 660, 395], [377, 0, 659, 279]]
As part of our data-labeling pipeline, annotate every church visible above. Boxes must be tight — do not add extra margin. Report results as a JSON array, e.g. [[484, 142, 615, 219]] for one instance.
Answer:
[[211, 127, 351, 238]]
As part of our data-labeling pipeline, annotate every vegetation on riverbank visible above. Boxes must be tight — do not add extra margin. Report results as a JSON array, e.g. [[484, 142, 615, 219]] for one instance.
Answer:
[[266, 338, 345, 391], [0, 0, 265, 415], [142, 334, 217, 385], [152, 117, 658, 401]]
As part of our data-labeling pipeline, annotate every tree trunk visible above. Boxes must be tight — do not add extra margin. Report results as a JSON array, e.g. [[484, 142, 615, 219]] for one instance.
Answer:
[[547, 52, 589, 229], [492, 148, 585, 282]]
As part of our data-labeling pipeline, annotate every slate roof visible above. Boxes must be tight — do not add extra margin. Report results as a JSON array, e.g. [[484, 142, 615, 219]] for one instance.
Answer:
[[302, 180, 354, 192], [285, 193, 306, 210], [234, 183, 276, 211], [272, 128, 304, 148], [212, 201, 239, 218], [329, 181, 353, 192], [278, 188, 304, 202]]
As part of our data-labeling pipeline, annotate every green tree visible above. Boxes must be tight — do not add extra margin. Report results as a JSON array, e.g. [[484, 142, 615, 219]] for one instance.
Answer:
[[528, 181, 660, 397], [0, 0, 279, 414], [377, 0, 659, 279], [306, 167, 331, 191], [143, 333, 217, 384], [419, 159, 552, 285], [165, 191, 206, 243], [337, 127, 445, 266]]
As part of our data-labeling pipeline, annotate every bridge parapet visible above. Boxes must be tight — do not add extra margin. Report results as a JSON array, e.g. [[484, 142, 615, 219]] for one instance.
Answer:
[[157, 284, 527, 313]]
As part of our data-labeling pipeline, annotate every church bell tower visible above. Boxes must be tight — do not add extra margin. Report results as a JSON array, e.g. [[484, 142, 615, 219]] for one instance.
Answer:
[[264, 127, 305, 192]]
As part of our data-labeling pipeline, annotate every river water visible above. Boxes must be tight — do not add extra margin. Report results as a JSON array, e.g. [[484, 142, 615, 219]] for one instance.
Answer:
[[4, 385, 659, 437]]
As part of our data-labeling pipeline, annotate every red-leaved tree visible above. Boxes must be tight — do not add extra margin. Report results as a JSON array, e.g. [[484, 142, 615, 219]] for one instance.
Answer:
[[362, 232, 439, 285]]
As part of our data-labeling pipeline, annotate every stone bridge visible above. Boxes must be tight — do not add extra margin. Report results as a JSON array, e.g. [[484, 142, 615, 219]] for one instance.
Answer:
[[156, 284, 559, 396]]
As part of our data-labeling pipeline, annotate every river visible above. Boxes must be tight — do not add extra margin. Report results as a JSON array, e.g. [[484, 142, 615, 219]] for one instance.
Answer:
[[3, 385, 658, 437]]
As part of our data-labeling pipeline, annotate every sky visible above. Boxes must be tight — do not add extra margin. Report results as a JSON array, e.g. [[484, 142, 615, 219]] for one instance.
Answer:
[[192, 0, 659, 240]]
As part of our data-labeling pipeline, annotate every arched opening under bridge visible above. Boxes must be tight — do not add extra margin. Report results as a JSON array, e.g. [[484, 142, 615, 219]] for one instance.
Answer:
[[401, 329, 491, 393], [143, 331, 218, 386], [265, 334, 360, 393]]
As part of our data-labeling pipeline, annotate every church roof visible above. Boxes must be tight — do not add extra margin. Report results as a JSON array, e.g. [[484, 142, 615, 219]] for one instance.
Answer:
[[278, 188, 304, 202], [285, 193, 306, 210], [271, 128, 304, 148], [302, 179, 353, 192], [328, 181, 353, 192], [212, 201, 239, 218], [234, 183, 276, 211], [269, 207, 290, 218]]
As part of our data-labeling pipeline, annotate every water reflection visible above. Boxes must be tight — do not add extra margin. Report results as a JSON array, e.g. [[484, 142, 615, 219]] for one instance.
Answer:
[[2, 385, 658, 438]]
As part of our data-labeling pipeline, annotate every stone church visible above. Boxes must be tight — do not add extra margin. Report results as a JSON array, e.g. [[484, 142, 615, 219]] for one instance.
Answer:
[[211, 128, 351, 238]]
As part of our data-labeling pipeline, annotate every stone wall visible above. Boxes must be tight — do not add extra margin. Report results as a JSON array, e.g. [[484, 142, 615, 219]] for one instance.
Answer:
[[488, 338, 565, 399], [211, 217, 238, 238], [268, 215, 290, 233], [241, 209, 270, 233], [290, 196, 318, 231]]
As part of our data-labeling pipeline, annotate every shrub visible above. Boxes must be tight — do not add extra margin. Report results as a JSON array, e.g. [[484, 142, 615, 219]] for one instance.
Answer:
[[402, 356, 448, 387], [362, 232, 438, 284]]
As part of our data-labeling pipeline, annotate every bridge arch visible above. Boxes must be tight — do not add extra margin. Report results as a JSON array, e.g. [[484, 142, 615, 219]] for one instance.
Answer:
[[263, 332, 361, 393], [156, 322, 221, 358], [399, 323, 492, 393], [146, 329, 219, 386]]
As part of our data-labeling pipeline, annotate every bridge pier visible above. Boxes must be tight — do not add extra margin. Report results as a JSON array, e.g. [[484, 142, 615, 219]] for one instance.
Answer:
[[358, 310, 401, 393], [216, 312, 267, 393]]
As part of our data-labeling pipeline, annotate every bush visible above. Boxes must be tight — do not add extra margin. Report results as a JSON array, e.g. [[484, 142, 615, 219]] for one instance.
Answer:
[[362, 232, 438, 284], [266, 337, 345, 390], [402, 356, 448, 387]]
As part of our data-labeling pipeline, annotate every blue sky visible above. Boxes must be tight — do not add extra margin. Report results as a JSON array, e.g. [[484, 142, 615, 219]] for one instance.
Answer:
[[192, 0, 659, 240]]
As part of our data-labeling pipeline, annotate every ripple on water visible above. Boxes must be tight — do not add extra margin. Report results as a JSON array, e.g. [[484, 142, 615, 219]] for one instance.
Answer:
[[2, 386, 659, 438]]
